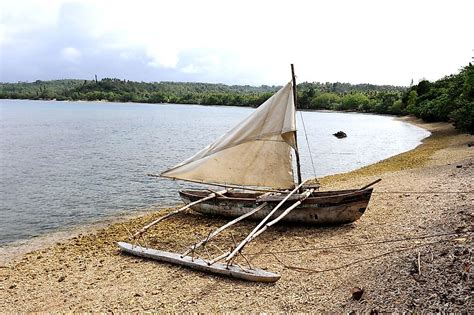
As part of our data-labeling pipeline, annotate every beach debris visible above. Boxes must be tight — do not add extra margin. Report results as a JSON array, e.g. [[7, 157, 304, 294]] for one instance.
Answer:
[[417, 251, 422, 275], [58, 275, 66, 282], [351, 287, 364, 300], [456, 165, 462, 168], [467, 141, 474, 147], [462, 261, 470, 273], [333, 131, 347, 138]]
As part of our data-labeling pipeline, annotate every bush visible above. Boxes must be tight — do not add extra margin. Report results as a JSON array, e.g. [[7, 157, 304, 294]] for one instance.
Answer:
[[450, 101, 474, 134], [340, 93, 369, 111]]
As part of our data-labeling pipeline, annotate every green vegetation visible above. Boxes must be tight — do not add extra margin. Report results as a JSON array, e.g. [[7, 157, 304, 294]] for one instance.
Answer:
[[1, 63, 472, 133], [0, 79, 278, 107], [296, 63, 474, 134], [403, 63, 473, 133]]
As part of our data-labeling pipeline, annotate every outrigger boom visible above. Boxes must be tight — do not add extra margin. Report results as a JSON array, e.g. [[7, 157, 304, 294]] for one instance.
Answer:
[[117, 242, 281, 282], [119, 184, 314, 282], [118, 65, 379, 282]]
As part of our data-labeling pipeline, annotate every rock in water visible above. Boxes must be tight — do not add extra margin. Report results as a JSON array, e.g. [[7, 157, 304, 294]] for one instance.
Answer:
[[333, 131, 347, 138]]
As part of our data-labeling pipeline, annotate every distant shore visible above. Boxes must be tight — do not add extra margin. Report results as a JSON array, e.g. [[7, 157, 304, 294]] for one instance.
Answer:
[[1, 117, 472, 312]]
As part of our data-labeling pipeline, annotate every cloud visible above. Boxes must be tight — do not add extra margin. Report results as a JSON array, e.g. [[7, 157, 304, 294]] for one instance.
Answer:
[[146, 45, 180, 69], [180, 64, 201, 74], [0, 0, 473, 85], [61, 47, 82, 63]]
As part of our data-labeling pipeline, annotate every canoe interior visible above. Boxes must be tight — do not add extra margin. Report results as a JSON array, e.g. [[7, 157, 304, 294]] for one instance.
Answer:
[[179, 188, 372, 203], [178, 187, 373, 225]]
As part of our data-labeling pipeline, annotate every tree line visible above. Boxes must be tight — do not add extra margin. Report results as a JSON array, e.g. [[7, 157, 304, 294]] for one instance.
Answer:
[[0, 79, 279, 107], [295, 63, 473, 133], [1, 63, 472, 133]]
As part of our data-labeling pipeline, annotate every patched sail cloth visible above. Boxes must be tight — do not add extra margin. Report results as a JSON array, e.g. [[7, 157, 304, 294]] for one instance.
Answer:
[[161, 82, 296, 189]]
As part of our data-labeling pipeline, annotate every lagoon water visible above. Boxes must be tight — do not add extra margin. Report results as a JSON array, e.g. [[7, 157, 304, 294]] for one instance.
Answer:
[[0, 100, 430, 245]]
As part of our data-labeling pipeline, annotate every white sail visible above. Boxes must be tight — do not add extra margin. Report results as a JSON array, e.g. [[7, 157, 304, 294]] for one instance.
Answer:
[[161, 82, 297, 189]]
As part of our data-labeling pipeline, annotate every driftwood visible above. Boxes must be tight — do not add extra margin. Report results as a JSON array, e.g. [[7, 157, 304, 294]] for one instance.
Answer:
[[418, 251, 422, 275], [133, 190, 227, 238]]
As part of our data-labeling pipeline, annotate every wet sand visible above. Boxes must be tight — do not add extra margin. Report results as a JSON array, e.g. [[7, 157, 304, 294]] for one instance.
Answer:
[[1, 117, 472, 312]]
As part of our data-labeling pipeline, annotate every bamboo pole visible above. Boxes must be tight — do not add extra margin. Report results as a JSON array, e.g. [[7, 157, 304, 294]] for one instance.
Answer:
[[181, 202, 269, 257], [206, 188, 230, 198], [225, 179, 309, 262], [291, 64, 303, 191], [249, 189, 314, 241], [147, 173, 282, 193], [132, 190, 227, 238], [207, 250, 231, 265], [359, 178, 382, 190]]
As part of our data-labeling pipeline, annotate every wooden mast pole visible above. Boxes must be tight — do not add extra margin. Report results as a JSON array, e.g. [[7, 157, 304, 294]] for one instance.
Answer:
[[291, 64, 303, 191]]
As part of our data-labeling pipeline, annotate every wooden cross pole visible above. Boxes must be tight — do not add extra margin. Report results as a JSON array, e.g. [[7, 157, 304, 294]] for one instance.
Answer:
[[182, 202, 268, 257], [132, 189, 227, 239], [249, 188, 314, 241], [225, 179, 309, 263]]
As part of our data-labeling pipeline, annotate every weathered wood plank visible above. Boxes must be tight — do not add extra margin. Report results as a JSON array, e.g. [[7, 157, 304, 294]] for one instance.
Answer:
[[117, 242, 280, 283], [181, 188, 373, 225]]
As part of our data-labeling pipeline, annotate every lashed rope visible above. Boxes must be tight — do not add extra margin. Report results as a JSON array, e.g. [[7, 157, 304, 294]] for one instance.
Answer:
[[270, 239, 453, 274], [372, 191, 473, 194], [263, 231, 472, 273], [246, 231, 472, 255], [299, 110, 318, 179]]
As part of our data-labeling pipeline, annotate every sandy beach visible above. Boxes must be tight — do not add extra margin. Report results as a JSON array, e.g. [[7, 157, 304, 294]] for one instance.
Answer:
[[1, 117, 472, 312]]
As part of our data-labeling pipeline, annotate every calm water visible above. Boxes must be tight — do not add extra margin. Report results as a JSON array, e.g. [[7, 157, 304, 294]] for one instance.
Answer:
[[0, 100, 429, 245]]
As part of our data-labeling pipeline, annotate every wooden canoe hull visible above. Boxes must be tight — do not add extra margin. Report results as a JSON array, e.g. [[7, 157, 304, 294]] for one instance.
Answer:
[[117, 242, 280, 282], [179, 188, 373, 225]]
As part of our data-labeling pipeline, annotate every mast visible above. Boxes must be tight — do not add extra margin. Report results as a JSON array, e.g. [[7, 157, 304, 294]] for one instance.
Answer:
[[291, 64, 303, 190]]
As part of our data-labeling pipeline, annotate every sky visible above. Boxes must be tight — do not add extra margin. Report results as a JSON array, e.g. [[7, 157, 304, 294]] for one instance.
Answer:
[[0, 0, 472, 86]]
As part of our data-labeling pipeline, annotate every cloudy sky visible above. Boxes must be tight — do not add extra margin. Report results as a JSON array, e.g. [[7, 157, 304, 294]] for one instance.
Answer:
[[0, 0, 472, 85]]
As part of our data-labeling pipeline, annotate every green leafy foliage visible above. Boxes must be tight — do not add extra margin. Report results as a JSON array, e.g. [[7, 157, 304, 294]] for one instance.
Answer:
[[0, 78, 280, 107], [1, 63, 472, 133], [340, 93, 370, 111], [311, 92, 341, 109], [403, 63, 474, 133]]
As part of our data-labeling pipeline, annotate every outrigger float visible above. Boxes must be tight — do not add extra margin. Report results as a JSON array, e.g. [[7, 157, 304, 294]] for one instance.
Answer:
[[118, 65, 380, 282]]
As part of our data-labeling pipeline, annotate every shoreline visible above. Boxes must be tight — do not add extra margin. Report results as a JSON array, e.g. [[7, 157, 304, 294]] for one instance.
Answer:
[[318, 116, 455, 187], [0, 115, 430, 264], [1, 117, 472, 312], [0, 205, 177, 266], [0, 98, 417, 117]]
